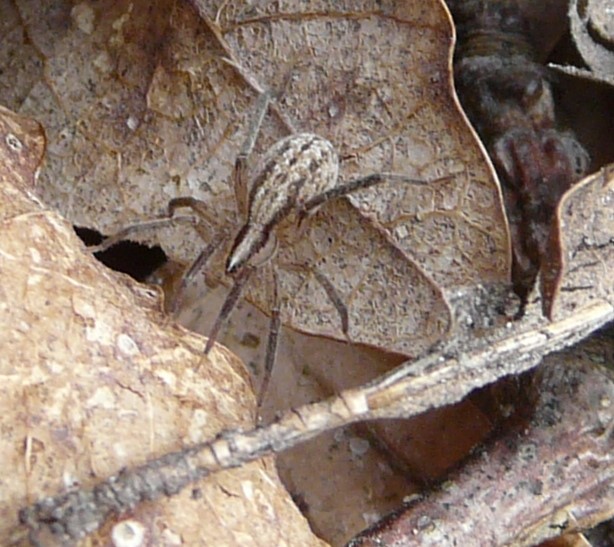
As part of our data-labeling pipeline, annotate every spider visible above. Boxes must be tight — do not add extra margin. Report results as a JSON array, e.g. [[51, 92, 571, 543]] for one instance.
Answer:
[[94, 90, 435, 406]]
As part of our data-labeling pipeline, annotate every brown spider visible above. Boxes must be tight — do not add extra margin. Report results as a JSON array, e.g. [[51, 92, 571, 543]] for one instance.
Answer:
[[94, 91, 434, 405]]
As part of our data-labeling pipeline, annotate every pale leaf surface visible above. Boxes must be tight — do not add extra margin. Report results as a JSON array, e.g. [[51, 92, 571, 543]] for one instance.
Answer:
[[0, 107, 323, 546]]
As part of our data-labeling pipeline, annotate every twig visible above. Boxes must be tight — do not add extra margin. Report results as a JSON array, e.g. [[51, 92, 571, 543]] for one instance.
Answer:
[[19, 300, 614, 542], [349, 332, 614, 546]]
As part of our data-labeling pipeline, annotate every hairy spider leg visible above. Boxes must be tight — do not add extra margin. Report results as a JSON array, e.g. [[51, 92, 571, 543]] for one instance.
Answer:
[[257, 267, 281, 408], [92, 194, 230, 315], [234, 90, 273, 218], [312, 269, 350, 336], [167, 238, 220, 315], [203, 264, 254, 354], [163, 196, 231, 313], [168, 196, 220, 228], [201, 91, 278, 358], [90, 216, 198, 254], [302, 172, 440, 214]]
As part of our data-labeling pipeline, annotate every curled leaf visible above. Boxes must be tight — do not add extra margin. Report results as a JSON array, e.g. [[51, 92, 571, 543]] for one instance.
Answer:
[[542, 164, 614, 319], [550, 0, 614, 88], [449, 0, 589, 302]]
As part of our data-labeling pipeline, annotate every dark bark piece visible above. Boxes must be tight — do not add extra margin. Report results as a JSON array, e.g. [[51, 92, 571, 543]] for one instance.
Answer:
[[347, 331, 614, 546], [449, 0, 590, 302]]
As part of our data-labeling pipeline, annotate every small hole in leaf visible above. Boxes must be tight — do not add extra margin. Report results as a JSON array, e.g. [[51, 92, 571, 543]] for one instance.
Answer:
[[6, 133, 23, 151], [74, 226, 167, 282]]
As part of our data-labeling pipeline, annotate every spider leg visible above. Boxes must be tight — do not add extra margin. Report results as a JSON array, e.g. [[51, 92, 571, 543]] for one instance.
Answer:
[[296, 174, 452, 336], [279, 262, 350, 340], [168, 196, 218, 228], [302, 173, 451, 213], [204, 265, 254, 354], [167, 238, 221, 315], [234, 91, 273, 218], [90, 215, 198, 253], [257, 267, 281, 408], [92, 195, 229, 317], [92, 194, 222, 255]]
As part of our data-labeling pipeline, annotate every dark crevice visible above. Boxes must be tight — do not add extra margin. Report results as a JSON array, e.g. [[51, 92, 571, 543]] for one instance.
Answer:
[[74, 226, 167, 282]]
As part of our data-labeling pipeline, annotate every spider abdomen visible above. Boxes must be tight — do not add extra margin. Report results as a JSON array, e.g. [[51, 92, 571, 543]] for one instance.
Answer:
[[227, 133, 339, 273]]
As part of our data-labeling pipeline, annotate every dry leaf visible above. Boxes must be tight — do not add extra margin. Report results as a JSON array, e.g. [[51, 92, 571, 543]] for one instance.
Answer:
[[550, 0, 614, 88], [0, 107, 323, 546], [0, 105, 45, 192], [542, 165, 614, 319], [3, 0, 511, 357]]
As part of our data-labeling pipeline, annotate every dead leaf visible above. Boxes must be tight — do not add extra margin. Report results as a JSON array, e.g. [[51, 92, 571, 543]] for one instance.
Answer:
[[550, 0, 614, 88], [0, 105, 45, 193], [542, 164, 614, 319], [3, 0, 511, 357], [0, 107, 323, 546]]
